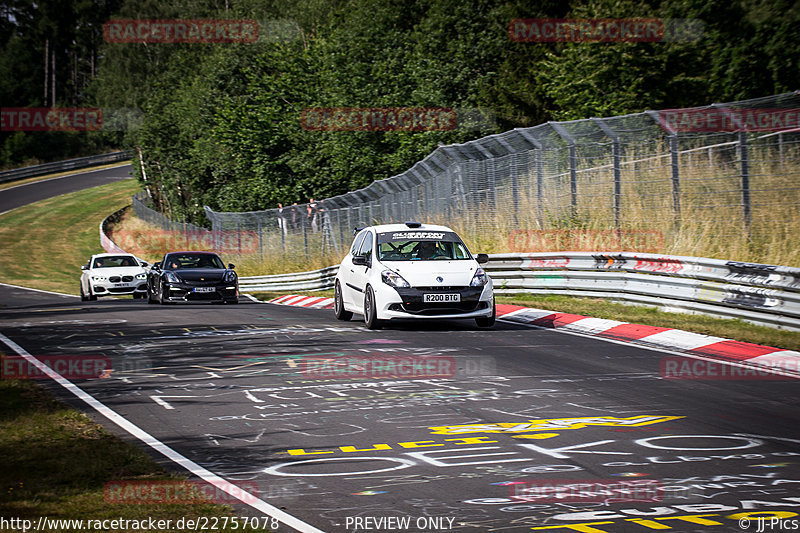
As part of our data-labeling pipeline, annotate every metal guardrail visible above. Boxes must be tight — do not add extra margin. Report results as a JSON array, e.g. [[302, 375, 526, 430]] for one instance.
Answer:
[[99, 206, 129, 254], [0, 151, 133, 184], [238, 252, 800, 331], [239, 266, 339, 293], [99, 201, 800, 330], [487, 252, 800, 331]]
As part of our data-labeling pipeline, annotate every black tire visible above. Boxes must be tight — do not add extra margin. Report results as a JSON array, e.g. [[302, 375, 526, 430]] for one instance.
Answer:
[[226, 298, 239, 304], [80, 283, 88, 302], [475, 299, 496, 328], [132, 292, 142, 299], [158, 283, 169, 305], [88, 288, 97, 301], [364, 286, 382, 330], [334, 281, 352, 321], [147, 288, 156, 304]]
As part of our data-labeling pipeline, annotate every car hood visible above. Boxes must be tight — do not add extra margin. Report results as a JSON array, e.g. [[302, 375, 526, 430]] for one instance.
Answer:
[[174, 269, 228, 282], [380, 260, 479, 287], [89, 266, 145, 277]]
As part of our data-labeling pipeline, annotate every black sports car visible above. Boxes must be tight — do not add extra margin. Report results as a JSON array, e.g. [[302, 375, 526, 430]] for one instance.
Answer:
[[146, 251, 239, 304]]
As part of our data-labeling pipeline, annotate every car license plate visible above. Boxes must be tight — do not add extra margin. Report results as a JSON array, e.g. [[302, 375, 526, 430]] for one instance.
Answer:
[[424, 293, 460, 303], [193, 287, 215, 293]]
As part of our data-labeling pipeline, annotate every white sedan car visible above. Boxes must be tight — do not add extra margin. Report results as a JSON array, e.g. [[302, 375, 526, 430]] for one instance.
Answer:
[[334, 222, 495, 329], [80, 253, 149, 300]]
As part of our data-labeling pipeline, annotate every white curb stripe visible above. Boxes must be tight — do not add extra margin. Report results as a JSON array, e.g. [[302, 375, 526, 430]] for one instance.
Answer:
[[635, 329, 729, 351], [562, 317, 628, 335]]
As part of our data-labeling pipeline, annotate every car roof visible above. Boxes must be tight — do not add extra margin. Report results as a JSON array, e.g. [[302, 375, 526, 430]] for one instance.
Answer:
[[364, 223, 456, 233], [91, 252, 136, 258], [165, 251, 220, 255]]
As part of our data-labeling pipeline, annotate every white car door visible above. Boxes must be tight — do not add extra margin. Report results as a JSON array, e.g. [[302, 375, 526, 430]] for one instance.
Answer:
[[348, 230, 374, 310], [341, 231, 366, 306]]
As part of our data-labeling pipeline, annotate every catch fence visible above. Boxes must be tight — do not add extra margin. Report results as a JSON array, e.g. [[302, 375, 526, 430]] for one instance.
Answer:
[[138, 92, 800, 266]]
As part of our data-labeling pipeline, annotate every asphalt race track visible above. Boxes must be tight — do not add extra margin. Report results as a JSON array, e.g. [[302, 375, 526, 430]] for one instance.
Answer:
[[2, 283, 800, 533], [0, 163, 133, 215]]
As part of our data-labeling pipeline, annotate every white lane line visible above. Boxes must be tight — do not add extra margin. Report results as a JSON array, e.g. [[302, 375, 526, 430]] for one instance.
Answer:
[[0, 281, 78, 298], [0, 332, 324, 533]]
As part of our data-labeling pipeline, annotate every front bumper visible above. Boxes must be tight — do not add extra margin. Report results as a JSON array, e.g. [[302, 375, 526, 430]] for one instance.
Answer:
[[374, 282, 494, 320], [92, 282, 147, 296], [163, 282, 238, 302]]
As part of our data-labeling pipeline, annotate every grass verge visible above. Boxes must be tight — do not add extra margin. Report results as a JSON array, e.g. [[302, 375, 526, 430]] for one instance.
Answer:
[[249, 291, 800, 351], [0, 179, 141, 295], [0, 376, 270, 532]]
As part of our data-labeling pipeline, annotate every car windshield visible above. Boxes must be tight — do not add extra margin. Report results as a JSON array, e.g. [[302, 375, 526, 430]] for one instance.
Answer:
[[377, 231, 472, 261], [92, 255, 138, 268], [165, 254, 225, 270]]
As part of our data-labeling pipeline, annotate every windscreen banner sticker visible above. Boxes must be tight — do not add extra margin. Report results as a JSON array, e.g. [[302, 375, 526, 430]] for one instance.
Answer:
[[429, 415, 684, 436], [378, 231, 460, 242]]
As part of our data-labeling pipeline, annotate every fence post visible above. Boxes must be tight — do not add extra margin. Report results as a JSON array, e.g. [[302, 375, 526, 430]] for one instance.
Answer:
[[516, 129, 544, 229], [550, 122, 578, 219], [592, 119, 621, 228], [257, 218, 263, 260], [739, 131, 751, 230], [645, 111, 681, 223], [670, 135, 682, 221]]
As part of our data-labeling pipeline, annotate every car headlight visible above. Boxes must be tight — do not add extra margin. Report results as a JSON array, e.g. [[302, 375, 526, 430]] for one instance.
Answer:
[[164, 272, 180, 283], [381, 269, 410, 288], [224, 271, 237, 283], [135, 273, 146, 280], [470, 267, 488, 287], [91, 275, 107, 282]]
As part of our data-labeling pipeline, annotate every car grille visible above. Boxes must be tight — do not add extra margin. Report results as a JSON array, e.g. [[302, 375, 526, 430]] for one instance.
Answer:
[[109, 276, 120, 283], [391, 301, 486, 315], [122, 275, 133, 282]]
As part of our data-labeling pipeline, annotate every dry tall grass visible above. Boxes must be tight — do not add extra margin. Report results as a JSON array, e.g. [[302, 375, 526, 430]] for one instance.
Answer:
[[112, 143, 800, 273]]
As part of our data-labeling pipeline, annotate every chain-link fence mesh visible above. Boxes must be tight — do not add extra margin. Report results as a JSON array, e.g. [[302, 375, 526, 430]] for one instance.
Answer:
[[136, 92, 800, 269]]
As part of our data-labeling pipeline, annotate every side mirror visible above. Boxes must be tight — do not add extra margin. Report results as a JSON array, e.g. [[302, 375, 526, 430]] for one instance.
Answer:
[[228, 263, 235, 269], [81, 265, 88, 270], [139, 260, 149, 267], [352, 255, 368, 267], [153, 262, 162, 270], [476, 253, 489, 264]]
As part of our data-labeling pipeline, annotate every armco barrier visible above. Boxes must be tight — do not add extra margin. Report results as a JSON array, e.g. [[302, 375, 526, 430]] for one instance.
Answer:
[[97, 211, 800, 329], [241, 252, 800, 331], [238, 266, 339, 293], [0, 151, 132, 184], [100, 206, 129, 254], [485, 252, 800, 331]]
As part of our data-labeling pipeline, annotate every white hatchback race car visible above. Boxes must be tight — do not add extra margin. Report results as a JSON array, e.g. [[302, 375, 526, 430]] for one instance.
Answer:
[[80, 253, 149, 300], [334, 222, 495, 329]]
